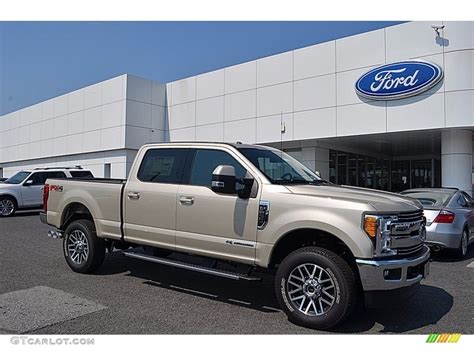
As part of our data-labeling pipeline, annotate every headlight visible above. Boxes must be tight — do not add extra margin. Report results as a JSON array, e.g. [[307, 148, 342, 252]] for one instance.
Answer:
[[363, 214, 398, 257]]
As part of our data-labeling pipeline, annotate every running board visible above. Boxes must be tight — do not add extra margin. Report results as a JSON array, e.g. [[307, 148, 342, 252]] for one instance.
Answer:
[[123, 251, 261, 281]]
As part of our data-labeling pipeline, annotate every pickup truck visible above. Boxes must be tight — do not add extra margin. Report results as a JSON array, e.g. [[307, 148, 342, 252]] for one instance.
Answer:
[[0, 166, 93, 217], [40, 142, 430, 330]]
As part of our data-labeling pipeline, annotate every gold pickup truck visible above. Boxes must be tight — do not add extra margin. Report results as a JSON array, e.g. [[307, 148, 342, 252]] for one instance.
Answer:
[[40, 142, 430, 330]]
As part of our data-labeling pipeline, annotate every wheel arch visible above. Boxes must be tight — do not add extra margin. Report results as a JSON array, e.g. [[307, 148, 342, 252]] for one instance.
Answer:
[[0, 193, 18, 207], [268, 228, 358, 271], [60, 202, 95, 230]]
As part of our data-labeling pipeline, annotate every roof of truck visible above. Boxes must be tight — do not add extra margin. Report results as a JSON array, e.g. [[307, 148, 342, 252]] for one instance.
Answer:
[[144, 141, 276, 149]]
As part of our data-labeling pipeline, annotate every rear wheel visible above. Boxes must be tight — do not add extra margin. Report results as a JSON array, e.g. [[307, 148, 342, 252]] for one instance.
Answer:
[[0, 196, 16, 217], [455, 228, 469, 259], [275, 247, 357, 330], [63, 219, 105, 273]]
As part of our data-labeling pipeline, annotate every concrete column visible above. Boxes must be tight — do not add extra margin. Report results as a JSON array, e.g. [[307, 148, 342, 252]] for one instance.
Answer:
[[441, 129, 472, 195], [301, 146, 330, 180]]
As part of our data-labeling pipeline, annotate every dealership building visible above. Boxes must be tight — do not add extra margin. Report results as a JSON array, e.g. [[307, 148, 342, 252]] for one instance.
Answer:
[[1, 21, 473, 194]]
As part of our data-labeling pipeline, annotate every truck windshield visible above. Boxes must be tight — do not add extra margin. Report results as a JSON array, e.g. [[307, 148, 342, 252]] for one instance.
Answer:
[[238, 147, 328, 185], [4, 171, 31, 184]]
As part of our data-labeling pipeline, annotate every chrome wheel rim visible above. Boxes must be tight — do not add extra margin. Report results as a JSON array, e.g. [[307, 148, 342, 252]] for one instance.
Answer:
[[287, 263, 336, 316], [0, 199, 14, 216], [462, 231, 468, 256], [67, 230, 89, 264]]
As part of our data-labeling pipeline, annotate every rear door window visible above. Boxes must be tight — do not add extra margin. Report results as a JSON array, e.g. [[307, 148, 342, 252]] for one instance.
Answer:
[[70, 171, 94, 178]]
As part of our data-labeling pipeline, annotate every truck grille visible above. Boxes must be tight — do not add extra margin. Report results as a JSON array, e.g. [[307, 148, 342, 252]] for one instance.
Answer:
[[395, 243, 424, 256], [397, 210, 424, 223]]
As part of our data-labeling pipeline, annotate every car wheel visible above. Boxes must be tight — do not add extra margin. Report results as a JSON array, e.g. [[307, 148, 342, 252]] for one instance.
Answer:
[[455, 228, 469, 259], [63, 219, 105, 273], [275, 247, 357, 330], [0, 196, 16, 217]]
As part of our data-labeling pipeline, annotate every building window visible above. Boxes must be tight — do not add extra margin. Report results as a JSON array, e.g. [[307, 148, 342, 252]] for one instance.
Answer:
[[104, 163, 111, 179]]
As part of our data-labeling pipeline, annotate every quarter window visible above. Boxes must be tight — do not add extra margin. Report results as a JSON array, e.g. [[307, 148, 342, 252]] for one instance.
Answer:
[[137, 148, 188, 184]]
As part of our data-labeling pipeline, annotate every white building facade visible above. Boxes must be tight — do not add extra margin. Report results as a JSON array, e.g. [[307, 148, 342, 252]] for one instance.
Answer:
[[1, 21, 473, 194]]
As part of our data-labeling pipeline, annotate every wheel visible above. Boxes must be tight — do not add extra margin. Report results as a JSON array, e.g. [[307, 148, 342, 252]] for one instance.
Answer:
[[143, 246, 171, 258], [0, 196, 16, 217], [275, 247, 357, 330], [63, 219, 105, 273], [454, 228, 469, 259]]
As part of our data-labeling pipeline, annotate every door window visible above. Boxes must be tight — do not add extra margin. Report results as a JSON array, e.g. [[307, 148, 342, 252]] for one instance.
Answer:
[[137, 148, 188, 184], [188, 149, 247, 188]]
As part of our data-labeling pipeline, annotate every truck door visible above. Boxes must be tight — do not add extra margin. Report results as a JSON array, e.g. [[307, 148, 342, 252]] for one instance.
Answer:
[[123, 148, 189, 250], [175, 148, 260, 264]]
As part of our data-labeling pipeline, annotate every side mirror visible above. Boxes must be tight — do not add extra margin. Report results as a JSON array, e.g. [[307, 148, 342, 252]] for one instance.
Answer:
[[23, 179, 33, 186], [314, 170, 322, 178], [211, 165, 236, 195], [237, 172, 254, 199]]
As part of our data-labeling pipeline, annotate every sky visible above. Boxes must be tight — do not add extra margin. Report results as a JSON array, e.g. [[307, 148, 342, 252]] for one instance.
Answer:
[[0, 21, 403, 115]]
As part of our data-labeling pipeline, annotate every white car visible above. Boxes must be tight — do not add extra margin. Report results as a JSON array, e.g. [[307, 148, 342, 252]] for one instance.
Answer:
[[0, 167, 93, 217]]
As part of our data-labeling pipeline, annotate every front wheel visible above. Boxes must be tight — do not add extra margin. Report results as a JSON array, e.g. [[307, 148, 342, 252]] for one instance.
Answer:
[[0, 196, 16, 217], [63, 219, 105, 273], [275, 247, 357, 330]]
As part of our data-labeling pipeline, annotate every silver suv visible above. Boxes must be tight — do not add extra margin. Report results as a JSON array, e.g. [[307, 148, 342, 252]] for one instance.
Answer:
[[0, 167, 93, 217]]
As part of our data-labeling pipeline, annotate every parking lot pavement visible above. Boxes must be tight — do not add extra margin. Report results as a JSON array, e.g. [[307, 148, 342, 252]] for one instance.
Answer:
[[1, 211, 473, 334]]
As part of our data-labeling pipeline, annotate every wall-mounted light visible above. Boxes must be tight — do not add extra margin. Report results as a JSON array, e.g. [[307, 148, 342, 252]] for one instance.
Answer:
[[431, 24, 445, 36]]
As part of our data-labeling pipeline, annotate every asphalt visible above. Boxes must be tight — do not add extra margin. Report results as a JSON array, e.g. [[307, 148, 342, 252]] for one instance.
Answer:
[[0, 210, 473, 334]]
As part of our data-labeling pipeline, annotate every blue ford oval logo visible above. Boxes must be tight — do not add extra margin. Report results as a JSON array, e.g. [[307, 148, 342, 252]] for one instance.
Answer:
[[355, 61, 443, 100]]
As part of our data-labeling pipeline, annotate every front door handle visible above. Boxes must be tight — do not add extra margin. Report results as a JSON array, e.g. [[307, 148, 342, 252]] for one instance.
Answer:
[[179, 196, 194, 205], [127, 192, 140, 200]]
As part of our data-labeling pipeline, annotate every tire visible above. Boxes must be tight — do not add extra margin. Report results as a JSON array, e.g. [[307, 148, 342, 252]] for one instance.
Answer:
[[454, 228, 469, 259], [63, 219, 105, 273], [143, 246, 171, 258], [0, 196, 17, 217], [275, 247, 357, 330]]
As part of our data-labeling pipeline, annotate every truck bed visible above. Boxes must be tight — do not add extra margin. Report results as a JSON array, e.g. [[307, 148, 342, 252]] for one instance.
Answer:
[[45, 177, 126, 240]]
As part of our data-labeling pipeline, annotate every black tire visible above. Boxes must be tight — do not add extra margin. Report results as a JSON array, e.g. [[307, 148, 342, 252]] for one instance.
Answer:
[[454, 228, 469, 259], [0, 196, 17, 217], [63, 219, 105, 273], [275, 247, 357, 330], [143, 246, 171, 258]]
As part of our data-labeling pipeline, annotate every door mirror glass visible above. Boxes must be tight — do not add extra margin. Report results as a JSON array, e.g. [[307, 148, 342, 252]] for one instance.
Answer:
[[211, 165, 236, 195], [23, 179, 33, 186]]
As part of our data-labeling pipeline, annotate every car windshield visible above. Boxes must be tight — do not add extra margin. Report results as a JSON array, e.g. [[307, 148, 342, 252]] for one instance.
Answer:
[[401, 190, 455, 208], [238, 147, 328, 185], [3, 171, 31, 184]]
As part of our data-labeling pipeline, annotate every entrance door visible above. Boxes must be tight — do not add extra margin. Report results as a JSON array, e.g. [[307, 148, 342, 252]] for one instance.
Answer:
[[411, 160, 432, 189]]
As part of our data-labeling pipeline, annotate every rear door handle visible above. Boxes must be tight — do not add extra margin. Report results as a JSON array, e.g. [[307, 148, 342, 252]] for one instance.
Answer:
[[179, 196, 194, 205], [127, 192, 140, 200]]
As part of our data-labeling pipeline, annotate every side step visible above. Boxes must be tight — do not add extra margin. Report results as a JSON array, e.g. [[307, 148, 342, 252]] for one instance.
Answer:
[[123, 251, 261, 281]]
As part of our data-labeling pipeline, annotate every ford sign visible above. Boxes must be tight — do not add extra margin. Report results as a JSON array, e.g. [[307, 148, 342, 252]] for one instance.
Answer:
[[355, 61, 443, 100]]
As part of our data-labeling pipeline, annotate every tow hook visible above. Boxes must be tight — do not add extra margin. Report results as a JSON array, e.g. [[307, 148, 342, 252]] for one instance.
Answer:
[[48, 230, 63, 239]]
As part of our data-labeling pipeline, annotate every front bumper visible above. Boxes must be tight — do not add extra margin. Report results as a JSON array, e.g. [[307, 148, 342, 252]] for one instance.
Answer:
[[356, 245, 430, 291]]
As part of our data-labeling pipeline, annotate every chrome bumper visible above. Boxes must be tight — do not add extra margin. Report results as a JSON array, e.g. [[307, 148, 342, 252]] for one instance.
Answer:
[[356, 245, 430, 291]]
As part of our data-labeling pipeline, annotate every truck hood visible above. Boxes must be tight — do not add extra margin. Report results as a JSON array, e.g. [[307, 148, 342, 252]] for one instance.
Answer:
[[285, 184, 422, 212]]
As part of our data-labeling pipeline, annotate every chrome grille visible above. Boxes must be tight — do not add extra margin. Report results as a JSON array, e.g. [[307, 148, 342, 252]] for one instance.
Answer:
[[397, 210, 424, 223], [395, 243, 424, 256]]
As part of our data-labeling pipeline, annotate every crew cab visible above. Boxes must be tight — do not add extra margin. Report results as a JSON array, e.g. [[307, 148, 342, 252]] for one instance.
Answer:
[[40, 143, 430, 329], [0, 166, 93, 217]]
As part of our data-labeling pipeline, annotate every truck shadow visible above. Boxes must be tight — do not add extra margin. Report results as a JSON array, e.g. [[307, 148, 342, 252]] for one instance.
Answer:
[[98, 251, 453, 333]]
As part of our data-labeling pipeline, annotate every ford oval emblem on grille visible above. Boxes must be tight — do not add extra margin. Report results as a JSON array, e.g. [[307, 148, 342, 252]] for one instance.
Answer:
[[355, 60, 443, 100]]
